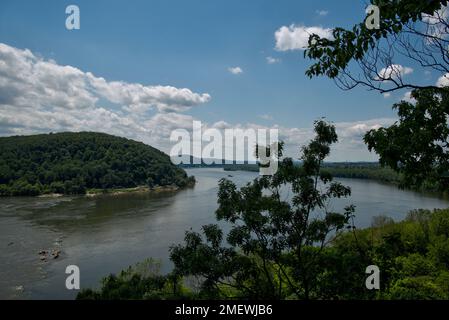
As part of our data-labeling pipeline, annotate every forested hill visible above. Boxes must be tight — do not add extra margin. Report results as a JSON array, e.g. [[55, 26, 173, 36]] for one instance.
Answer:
[[0, 132, 194, 196]]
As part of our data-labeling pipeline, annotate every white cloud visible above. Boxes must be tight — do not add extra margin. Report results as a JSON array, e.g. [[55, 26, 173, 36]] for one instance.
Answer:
[[383, 93, 391, 98], [422, 6, 449, 38], [0, 43, 397, 161], [274, 24, 333, 51], [258, 114, 273, 120], [266, 56, 280, 64], [0, 42, 211, 148], [402, 91, 416, 103], [228, 66, 243, 75], [376, 64, 413, 80], [199, 118, 396, 162], [316, 10, 329, 16], [437, 73, 449, 87], [422, 6, 449, 23], [258, 118, 395, 161], [211, 121, 231, 130], [0, 43, 210, 114], [87, 74, 210, 113]]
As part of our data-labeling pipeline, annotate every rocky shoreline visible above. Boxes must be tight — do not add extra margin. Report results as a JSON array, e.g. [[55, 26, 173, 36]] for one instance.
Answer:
[[85, 184, 187, 198], [34, 180, 196, 198]]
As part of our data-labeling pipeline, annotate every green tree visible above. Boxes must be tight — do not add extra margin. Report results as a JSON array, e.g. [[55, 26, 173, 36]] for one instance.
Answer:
[[169, 120, 356, 299], [304, 0, 449, 190], [305, 0, 448, 94], [76, 259, 188, 300], [364, 88, 449, 190]]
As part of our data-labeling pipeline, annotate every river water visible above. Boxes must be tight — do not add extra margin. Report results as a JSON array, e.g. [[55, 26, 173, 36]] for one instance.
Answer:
[[0, 168, 448, 299]]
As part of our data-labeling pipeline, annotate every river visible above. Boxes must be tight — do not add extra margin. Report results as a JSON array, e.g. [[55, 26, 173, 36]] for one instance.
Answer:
[[0, 168, 448, 299]]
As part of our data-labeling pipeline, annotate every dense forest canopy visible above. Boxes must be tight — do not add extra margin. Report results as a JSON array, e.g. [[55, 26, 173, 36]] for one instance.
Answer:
[[0, 132, 194, 196]]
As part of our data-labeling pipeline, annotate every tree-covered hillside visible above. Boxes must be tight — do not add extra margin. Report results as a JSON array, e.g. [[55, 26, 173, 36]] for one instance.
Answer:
[[0, 132, 194, 196]]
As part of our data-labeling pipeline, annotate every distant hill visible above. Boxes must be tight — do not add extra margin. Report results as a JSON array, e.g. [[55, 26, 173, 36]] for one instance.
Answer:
[[0, 132, 194, 196]]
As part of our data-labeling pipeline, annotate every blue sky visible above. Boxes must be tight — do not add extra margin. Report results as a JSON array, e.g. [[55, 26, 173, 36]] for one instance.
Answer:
[[0, 0, 443, 160]]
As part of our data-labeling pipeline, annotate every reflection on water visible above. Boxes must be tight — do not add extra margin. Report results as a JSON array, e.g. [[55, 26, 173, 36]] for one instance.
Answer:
[[0, 168, 448, 299]]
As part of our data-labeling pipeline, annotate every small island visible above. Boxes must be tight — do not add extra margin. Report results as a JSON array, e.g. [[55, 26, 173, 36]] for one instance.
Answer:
[[0, 132, 195, 196]]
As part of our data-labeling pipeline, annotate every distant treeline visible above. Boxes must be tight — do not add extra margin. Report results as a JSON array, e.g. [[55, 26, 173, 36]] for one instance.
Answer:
[[178, 157, 257, 169], [223, 162, 401, 184], [321, 162, 401, 184], [0, 132, 194, 196], [223, 163, 259, 172]]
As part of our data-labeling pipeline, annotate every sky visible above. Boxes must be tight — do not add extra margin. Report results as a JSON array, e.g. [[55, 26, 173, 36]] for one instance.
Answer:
[[0, 0, 446, 161]]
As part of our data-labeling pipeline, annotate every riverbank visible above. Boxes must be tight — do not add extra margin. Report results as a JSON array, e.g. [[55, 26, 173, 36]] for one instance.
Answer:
[[7, 179, 196, 199], [85, 185, 183, 197]]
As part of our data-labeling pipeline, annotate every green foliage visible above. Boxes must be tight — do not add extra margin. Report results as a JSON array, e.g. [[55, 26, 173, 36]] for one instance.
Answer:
[[76, 121, 449, 300], [77, 259, 190, 300], [224, 163, 402, 185], [322, 163, 401, 184], [0, 132, 192, 196], [303, 0, 449, 191], [364, 88, 449, 190], [333, 208, 449, 299], [169, 120, 356, 299], [305, 0, 446, 86], [79, 208, 449, 300]]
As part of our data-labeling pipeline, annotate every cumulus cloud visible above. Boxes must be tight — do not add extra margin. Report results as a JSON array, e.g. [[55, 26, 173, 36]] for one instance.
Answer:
[[270, 118, 390, 161], [0, 42, 211, 148], [401, 91, 417, 103], [228, 67, 243, 75], [437, 73, 449, 87], [0, 43, 210, 114], [266, 57, 280, 64], [316, 10, 329, 16], [87, 74, 210, 113], [422, 6, 449, 23], [422, 6, 449, 38], [258, 114, 273, 120], [212, 121, 231, 130], [189, 118, 396, 162], [275, 25, 333, 51], [277, 118, 394, 148], [0, 42, 395, 161], [376, 64, 413, 80], [285, 118, 394, 161]]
